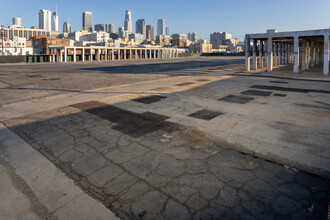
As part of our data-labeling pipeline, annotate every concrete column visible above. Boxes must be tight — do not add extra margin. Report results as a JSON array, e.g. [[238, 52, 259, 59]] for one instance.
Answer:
[[82, 49, 85, 62], [111, 49, 114, 60], [149, 49, 152, 59], [273, 43, 277, 66], [97, 49, 101, 61], [118, 49, 121, 60], [316, 43, 320, 65], [64, 48, 67, 63], [73, 48, 77, 62], [252, 39, 257, 70], [284, 44, 287, 64], [267, 37, 273, 72], [265, 40, 268, 67], [302, 40, 306, 71], [52, 49, 55, 62], [323, 34, 329, 75], [280, 43, 284, 65], [306, 41, 310, 70], [245, 36, 250, 71], [90, 49, 93, 61], [277, 43, 281, 65], [56, 49, 59, 62], [105, 49, 108, 61], [59, 49, 63, 63], [259, 40, 263, 68], [293, 36, 299, 73], [311, 41, 315, 67], [124, 49, 126, 60]]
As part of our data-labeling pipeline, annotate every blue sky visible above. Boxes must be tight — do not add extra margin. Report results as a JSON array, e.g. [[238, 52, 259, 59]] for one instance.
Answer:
[[1, 0, 329, 40]]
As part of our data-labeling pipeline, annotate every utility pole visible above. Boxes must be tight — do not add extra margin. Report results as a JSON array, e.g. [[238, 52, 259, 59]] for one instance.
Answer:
[[1, 26, 4, 56]]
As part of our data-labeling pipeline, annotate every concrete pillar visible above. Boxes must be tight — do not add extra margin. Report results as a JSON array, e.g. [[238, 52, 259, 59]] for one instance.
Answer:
[[245, 36, 250, 71], [124, 49, 126, 60], [59, 49, 63, 63], [118, 49, 121, 60], [105, 49, 108, 61], [273, 42, 277, 66], [111, 49, 114, 60], [265, 40, 268, 67], [316, 43, 320, 65], [267, 37, 273, 72], [90, 49, 92, 61], [149, 49, 152, 59], [293, 36, 299, 73], [73, 48, 77, 62], [259, 40, 263, 69], [311, 42, 315, 67], [280, 43, 284, 65], [277, 43, 281, 65], [323, 34, 329, 75], [64, 48, 67, 63], [252, 39, 257, 70], [52, 49, 55, 62], [82, 49, 85, 62], [284, 44, 287, 64], [306, 41, 310, 70], [56, 49, 59, 62], [302, 40, 306, 71]]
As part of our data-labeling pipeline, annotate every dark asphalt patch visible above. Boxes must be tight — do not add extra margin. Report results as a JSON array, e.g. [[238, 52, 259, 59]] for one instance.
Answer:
[[132, 95, 167, 104], [270, 81, 288, 84], [188, 109, 223, 121], [196, 79, 210, 82], [71, 101, 177, 137], [250, 85, 330, 94], [175, 82, 195, 86], [218, 95, 254, 104], [273, 93, 287, 97], [27, 75, 42, 77], [241, 90, 272, 96]]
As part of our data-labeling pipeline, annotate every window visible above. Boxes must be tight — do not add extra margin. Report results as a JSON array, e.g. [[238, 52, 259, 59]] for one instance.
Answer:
[[14, 30, 18, 36], [19, 30, 23, 37], [24, 31, 27, 38]]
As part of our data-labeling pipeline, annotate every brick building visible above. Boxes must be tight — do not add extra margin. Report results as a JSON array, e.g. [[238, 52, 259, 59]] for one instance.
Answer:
[[32, 35, 71, 54]]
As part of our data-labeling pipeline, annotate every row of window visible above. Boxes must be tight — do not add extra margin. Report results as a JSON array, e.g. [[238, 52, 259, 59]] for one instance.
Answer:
[[3, 29, 50, 39]]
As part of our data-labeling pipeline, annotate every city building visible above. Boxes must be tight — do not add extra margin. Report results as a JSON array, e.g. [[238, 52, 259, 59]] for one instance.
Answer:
[[105, 24, 115, 33], [146, 25, 154, 40], [156, 35, 171, 47], [166, 27, 169, 36], [157, 19, 166, 36], [52, 11, 58, 32], [172, 33, 188, 47], [129, 33, 144, 44], [82, 11, 93, 32], [136, 19, 146, 40], [12, 17, 23, 28], [189, 42, 212, 53], [32, 35, 71, 54], [210, 32, 232, 48], [1, 26, 51, 40], [95, 24, 105, 32], [0, 36, 33, 55], [118, 27, 129, 39], [39, 9, 52, 31], [124, 10, 132, 33], [80, 32, 110, 43], [63, 22, 71, 33]]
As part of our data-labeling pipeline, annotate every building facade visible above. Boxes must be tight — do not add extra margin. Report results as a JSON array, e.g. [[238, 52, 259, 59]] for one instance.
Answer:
[[210, 32, 232, 48], [95, 24, 105, 32], [105, 24, 115, 33], [2, 27, 51, 40], [136, 19, 146, 40], [12, 17, 23, 27], [124, 10, 132, 33], [63, 22, 71, 33], [146, 25, 154, 40], [82, 11, 93, 32], [129, 33, 144, 44], [32, 35, 71, 54], [157, 19, 166, 36], [39, 9, 52, 31], [156, 35, 171, 47], [172, 34, 188, 47], [52, 11, 59, 32], [189, 42, 212, 53]]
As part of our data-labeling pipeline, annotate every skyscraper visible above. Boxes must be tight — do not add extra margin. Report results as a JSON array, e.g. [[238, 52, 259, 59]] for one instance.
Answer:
[[124, 10, 132, 33], [63, 21, 71, 33], [136, 19, 146, 40], [95, 24, 105, 32], [53, 10, 58, 32], [82, 11, 93, 32], [166, 27, 169, 36], [146, 25, 154, 40], [105, 24, 115, 33], [157, 19, 166, 36], [39, 9, 52, 31]]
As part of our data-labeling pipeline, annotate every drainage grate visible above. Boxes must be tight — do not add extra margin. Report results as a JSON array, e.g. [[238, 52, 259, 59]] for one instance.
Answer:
[[70, 101, 177, 137], [241, 90, 272, 97], [175, 82, 195, 86], [273, 93, 287, 97], [188, 109, 223, 121], [218, 95, 254, 104], [132, 95, 167, 104]]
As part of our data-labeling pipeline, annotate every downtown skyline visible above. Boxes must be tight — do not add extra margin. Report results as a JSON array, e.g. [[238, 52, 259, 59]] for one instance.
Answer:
[[1, 0, 330, 40]]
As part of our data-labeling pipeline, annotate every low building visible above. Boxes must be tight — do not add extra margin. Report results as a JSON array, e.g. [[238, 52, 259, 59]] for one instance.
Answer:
[[189, 42, 212, 53], [156, 35, 171, 47], [172, 34, 188, 47], [0, 36, 33, 55], [32, 35, 71, 54], [129, 33, 144, 44], [1, 26, 51, 40]]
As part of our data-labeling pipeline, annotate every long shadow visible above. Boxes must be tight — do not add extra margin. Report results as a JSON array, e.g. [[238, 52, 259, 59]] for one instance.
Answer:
[[77, 59, 244, 75]]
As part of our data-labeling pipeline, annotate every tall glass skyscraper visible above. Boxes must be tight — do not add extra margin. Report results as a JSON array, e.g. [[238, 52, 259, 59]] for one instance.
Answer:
[[39, 9, 52, 31], [124, 10, 132, 33], [136, 19, 146, 39], [82, 11, 93, 32], [157, 19, 166, 36]]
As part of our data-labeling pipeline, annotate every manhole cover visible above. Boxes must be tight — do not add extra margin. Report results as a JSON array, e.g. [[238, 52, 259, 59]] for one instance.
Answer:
[[188, 109, 223, 121], [132, 95, 167, 104], [241, 90, 272, 96], [219, 95, 254, 104]]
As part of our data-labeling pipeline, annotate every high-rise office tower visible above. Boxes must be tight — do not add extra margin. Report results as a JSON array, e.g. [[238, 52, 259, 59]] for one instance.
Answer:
[[165, 27, 169, 36], [124, 10, 132, 33], [82, 11, 93, 32], [105, 24, 115, 33], [157, 19, 166, 36], [136, 19, 146, 39], [146, 25, 154, 40], [39, 9, 52, 31], [95, 24, 105, 32], [191, 32, 198, 42], [12, 17, 22, 26], [53, 10, 58, 32], [63, 21, 71, 33]]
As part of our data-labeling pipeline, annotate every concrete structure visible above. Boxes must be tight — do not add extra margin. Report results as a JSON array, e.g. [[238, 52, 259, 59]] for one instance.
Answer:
[[156, 35, 171, 47], [157, 19, 166, 36], [105, 24, 115, 33], [189, 42, 212, 53], [52, 11, 58, 32], [48, 46, 179, 63], [245, 28, 330, 75], [80, 32, 110, 43], [39, 9, 52, 31], [124, 10, 132, 33], [172, 33, 188, 47], [210, 32, 232, 49], [166, 27, 169, 36], [136, 19, 146, 40], [146, 25, 154, 40], [0, 36, 33, 55], [12, 17, 22, 27], [82, 11, 93, 32], [2, 26, 51, 40], [95, 24, 105, 32], [129, 33, 144, 44], [63, 21, 71, 33], [32, 35, 71, 54]]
